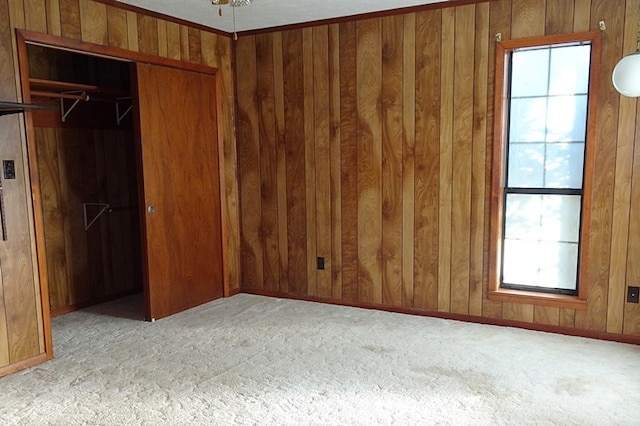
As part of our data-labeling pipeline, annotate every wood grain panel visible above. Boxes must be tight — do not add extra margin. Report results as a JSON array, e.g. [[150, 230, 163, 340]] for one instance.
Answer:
[[502, 302, 534, 323], [313, 26, 332, 298], [180, 25, 190, 62], [469, 2, 489, 317], [59, 0, 81, 39], [137, 14, 159, 55], [381, 14, 403, 307], [272, 31, 289, 293], [511, 0, 545, 38], [607, 0, 638, 334], [282, 29, 307, 295], [126, 11, 138, 51], [106, 5, 128, 49], [402, 13, 416, 308], [328, 24, 342, 300], [35, 129, 68, 311], [45, 0, 62, 37], [534, 306, 560, 326], [78, 0, 108, 45], [156, 19, 168, 58], [576, 0, 623, 332], [24, 0, 47, 32], [0, 265, 8, 366], [302, 27, 317, 297], [166, 21, 181, 60], [545, 0, 574, 35], [450, 4, 475, 315], [58, 130, 89, 306], [573, 0, 591, 32], [483, 0, 510, 319], [438, 7, 454, 312], [236, 35, 263, 290], [188, 28, 202, 64], [413, 10, 440, 311], [339, 21, 359, 301], [356, 18, 383, 305], [256, 33, 280, 292]]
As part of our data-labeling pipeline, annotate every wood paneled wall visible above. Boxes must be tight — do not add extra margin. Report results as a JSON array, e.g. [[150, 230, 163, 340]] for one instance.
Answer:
[[0, 0, 239, 374], [236, 0, 640, 337], [35, 127, 141, 315]]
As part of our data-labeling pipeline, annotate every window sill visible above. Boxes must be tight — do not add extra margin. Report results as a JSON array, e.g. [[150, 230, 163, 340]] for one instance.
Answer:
[[488, 289, 587, 310]]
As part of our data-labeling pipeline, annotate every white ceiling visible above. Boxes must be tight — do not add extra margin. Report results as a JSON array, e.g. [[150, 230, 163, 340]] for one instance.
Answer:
[[116, 0, 451, 34]]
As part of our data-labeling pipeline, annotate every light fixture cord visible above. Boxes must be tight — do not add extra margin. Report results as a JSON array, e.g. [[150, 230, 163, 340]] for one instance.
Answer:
[[233, 5, 238, 40]]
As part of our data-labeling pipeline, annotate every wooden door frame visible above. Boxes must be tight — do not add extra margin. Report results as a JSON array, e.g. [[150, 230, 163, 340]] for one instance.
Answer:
[[15, 30, 231, 359]]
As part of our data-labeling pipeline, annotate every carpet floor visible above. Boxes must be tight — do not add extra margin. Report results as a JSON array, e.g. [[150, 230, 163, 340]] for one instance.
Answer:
[[0, 294, 639, 425]]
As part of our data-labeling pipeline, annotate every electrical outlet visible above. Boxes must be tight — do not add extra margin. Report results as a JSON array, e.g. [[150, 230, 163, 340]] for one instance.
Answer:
[[627, 286, 639, 303], [317, 257, 325, 270]]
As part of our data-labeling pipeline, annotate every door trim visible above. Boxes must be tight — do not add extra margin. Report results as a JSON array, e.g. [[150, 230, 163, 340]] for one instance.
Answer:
[[15, 30, 231, 360]]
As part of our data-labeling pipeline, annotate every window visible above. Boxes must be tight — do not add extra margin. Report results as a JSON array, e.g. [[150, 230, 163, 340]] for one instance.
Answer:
[[489, 32, 600, 307]]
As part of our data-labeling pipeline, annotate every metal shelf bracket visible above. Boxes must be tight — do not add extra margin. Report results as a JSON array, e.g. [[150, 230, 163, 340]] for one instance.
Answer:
[[115, 97, 133, 126], [83, 202, 111, 231], [60, 91, 89, 122]]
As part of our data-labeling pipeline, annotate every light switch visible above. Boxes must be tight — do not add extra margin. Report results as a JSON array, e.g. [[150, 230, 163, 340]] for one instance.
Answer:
[[3, 160, 15, 179]]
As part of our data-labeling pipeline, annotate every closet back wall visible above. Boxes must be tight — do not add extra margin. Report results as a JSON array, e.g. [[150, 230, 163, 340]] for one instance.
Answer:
[[35, 126, 141, 315]]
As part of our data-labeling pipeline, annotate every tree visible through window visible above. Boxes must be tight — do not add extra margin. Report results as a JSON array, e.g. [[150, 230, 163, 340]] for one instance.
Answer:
[[490, 32, 599, 300]]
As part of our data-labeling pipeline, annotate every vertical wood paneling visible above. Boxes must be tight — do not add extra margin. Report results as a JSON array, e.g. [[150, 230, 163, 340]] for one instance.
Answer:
[[188, 28, 202, 64], [236, 36, 263, 290], [272, 32, 289, 293], [438, 8, 454, 312], [282, 29, 307, 295], [625, 103, 640, 335], [381, 15, 403, 307], [180, 25, 190, 62], [328, 24, 342, 300], [125, 11, 138, 51], [302, 28, 317, 297], [413, 10, 440, 311], [339, 22, 358, 301], [156, 20, 168, 58], [469, 2, 489, 317], [607, 0, 638, 334], [78, 0, 107, 45], [59, 0, 81, 39], [137, 14, 158, 55], [576, 0, 623, 332], [545, 0, 574, 35], [45, 0, 62, 37], [313, 26, 332, 298], [106, 6, 127, 49], [36, 129, 68, 310], [256, 33, 279, 292], [24, 0, 47, 32], [402, 13, 416, 308], [573, 0, 591, 32], [356, 18, 383, 305], [511, 0, 545, 38], [166, 22, 181, 60], [233, 0, 640, 340], [450, 5, 475, 315]]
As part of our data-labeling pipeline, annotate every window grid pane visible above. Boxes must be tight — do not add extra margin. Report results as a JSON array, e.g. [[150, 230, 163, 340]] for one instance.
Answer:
[[501, 42, 590, 294]]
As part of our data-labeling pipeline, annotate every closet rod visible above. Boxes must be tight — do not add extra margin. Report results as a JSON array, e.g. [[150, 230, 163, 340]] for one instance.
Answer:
[[30, 90, 88, 101]]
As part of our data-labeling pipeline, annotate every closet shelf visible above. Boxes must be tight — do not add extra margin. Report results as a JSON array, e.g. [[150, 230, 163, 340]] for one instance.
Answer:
[[0, 100, 54, 116], [29, 78, 129, 100], [28, 78, 132, 123]]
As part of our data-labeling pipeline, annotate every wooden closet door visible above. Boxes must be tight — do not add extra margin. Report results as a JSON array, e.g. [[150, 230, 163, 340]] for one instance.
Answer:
[[134, 63, 223, 320]]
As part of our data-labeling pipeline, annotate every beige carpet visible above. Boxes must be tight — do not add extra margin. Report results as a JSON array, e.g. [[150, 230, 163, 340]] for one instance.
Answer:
[[0, 294, 639, 425]]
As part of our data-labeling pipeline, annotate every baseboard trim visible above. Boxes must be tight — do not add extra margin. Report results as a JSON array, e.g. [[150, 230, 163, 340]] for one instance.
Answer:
[[0, 353, 47, 378], [241, 288, 640, 346]]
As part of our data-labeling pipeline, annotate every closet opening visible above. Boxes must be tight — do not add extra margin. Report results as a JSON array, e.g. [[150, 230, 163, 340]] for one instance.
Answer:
[[27, 44, 144, 321]]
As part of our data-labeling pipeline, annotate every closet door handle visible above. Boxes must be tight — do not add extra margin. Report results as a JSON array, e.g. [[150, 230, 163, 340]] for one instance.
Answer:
[[147, 205, 156, 215]]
